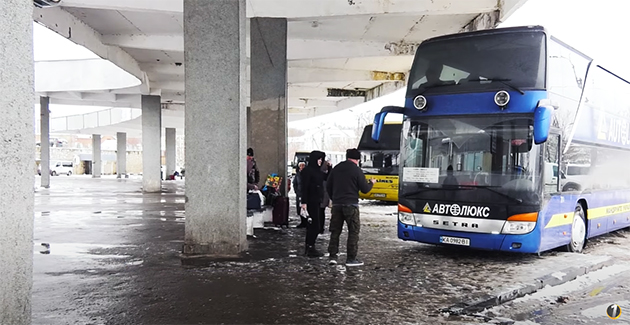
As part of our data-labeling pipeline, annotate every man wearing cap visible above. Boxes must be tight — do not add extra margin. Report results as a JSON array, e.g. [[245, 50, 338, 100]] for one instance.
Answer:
[[325, 148, 376, 267]]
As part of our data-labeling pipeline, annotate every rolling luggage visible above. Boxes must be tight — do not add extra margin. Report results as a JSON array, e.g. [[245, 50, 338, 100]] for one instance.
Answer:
[[272, 196, 289, 228]]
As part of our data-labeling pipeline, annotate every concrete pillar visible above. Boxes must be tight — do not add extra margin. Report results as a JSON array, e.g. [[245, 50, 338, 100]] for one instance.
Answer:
[[142, 95, 162, 192], [250, 18, 288, 195], [0, 1, 34, 323], [165, 128, 177, 177], [183, 0, 247, 256], [92, 134, 101, 178], [117, 132, 127, 178], [40, 97, 50, 188]]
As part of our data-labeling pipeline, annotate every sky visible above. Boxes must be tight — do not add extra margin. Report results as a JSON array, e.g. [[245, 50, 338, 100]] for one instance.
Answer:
[[34, 0, 630, 120]]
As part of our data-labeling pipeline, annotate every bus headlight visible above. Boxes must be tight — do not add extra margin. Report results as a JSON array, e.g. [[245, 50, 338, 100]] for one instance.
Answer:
[[413, 95, 427, 111], [399, 212, 416, 226], [501, 221, 535, 234], [494, 90, 510, 108]]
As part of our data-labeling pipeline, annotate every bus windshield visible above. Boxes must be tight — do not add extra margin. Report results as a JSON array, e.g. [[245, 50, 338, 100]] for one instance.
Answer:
[[358, 124, 401, 175], [407, 31, 546, 97], [400, 115, 542, 205]]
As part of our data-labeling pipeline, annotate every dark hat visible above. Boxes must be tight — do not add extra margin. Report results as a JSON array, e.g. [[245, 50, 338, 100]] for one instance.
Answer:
[[247, 148, 254, 157], [346, 148, 361, 160]]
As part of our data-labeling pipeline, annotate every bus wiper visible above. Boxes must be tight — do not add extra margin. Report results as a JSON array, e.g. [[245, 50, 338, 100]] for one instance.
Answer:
[[401, 185, 466, 198], [467, 78, 525, 95], [415, 83, 457, 96], [476, 186, 523, 204]]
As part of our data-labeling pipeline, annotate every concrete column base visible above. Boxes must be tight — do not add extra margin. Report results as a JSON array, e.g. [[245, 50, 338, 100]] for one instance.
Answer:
[[182, 243, 245, 257]]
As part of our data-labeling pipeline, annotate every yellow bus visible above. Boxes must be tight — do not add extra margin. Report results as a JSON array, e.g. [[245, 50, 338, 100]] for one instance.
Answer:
[[357, 122, 402, 202]]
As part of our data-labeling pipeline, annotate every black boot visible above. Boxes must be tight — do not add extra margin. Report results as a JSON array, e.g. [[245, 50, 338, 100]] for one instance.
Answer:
[[305, 245, 324, 258]]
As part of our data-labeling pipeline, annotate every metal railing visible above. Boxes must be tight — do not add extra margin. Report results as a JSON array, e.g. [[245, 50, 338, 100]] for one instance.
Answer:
[[41, 107, 141, 133]]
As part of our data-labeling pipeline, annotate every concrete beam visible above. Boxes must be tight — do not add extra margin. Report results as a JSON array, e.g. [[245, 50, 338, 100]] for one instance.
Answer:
[[140, 63, 184, 76], [33, 7, 149, 84], [248, 0, 498, 18], [161, 92, 185, 102], [288, 39, 392, 60], [60, 0, 182, 14], [289, 68, 405, 84], [62, 0, 498, 18], [107, 34, 403, 59], [151, 81, 185, 92], [461, 10, 500, 32], [287, 86, 328, 98], [102, 34, 183, 53], [365, 81, 406, 101], [289, 97, 364, 110], [147, 68, 405, 93], [48, 98, 141, 108]]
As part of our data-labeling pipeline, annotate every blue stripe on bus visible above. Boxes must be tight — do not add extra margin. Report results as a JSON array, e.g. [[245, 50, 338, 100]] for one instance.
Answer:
[[403, 90, 547, 117]]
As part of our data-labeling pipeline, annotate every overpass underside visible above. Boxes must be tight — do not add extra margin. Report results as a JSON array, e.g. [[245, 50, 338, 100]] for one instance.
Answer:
[[1, 0, 527, 323]]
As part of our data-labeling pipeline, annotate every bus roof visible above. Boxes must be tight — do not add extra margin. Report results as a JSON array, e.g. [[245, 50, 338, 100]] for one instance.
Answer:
[[423, 25, 546, 45]]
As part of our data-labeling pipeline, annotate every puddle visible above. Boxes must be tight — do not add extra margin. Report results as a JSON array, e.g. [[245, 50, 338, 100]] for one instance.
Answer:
[[33, 242, 135, 259]]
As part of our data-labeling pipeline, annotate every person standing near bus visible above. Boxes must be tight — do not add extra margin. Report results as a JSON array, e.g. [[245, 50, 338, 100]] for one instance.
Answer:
[[320, 158, 333, 234], [326, 148, 376, 266], [293, 162, 307, 228], [300, 150, 327, 257]]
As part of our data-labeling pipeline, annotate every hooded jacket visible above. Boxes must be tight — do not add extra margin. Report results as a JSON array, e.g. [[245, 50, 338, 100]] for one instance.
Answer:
[[300, 151, 327, 205]]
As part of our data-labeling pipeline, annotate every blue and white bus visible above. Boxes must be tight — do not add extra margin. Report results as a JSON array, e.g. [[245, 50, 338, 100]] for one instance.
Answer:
[[371, 25, 630, 253]]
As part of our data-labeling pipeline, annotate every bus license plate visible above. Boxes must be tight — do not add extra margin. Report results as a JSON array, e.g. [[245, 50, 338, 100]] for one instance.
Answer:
[[440, 236, 470, 246], [373, 193, 386, 198]]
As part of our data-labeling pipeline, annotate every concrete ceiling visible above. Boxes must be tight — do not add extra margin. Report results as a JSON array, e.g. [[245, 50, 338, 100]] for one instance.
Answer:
[[34, 0, 528, 133]]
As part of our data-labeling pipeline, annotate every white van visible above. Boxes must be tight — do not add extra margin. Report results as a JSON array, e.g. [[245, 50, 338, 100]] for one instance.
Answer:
[[50, 161, 74, 176]]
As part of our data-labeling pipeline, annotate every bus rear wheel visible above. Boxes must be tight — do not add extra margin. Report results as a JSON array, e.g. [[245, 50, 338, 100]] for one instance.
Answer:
[[567, 204, 587, 253]]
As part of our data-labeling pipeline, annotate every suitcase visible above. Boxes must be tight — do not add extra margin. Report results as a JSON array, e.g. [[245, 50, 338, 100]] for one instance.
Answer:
[[272, 196, 289, 228]]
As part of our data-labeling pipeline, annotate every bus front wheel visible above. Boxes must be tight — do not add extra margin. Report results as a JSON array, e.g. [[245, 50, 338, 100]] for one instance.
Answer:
[[567, 204, 587, 253]]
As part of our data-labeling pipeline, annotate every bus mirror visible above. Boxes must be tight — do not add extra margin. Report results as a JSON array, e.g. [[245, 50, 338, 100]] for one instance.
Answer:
[[372, 112, 387, 142], [533, 105, 553, 144]]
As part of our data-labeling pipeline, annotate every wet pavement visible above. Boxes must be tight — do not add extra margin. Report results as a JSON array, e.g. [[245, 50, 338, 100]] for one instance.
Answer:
[[32, 177, 630, 324]]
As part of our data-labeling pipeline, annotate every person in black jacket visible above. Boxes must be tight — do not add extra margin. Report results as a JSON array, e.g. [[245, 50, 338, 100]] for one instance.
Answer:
[[325, 148, 375, 266], [293, 162, 307, 228], [319, 159, 333, 234], [300, 150, 327, 257]]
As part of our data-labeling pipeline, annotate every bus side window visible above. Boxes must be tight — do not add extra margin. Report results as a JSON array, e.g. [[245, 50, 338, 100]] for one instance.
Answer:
[[544, 135, 561, 194]]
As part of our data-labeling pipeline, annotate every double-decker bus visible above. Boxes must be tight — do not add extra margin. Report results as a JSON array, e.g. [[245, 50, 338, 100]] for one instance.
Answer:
[[371, 25, 630, 253], [357, 123, 402, 202]]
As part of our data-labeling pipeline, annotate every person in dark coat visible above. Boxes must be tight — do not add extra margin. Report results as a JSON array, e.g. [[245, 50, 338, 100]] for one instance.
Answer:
[[300, 150, 327, 257], [246, 148, 260, 191], [319, 158, 333, 234], [326, 148, 375, 266], [293, 162, 307, 228]]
